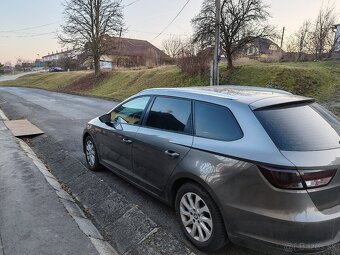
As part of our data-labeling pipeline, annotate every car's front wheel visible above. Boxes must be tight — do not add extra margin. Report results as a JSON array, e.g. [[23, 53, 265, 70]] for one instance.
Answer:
[[175, 183, 228, 252], [84, 136, 101, 171]]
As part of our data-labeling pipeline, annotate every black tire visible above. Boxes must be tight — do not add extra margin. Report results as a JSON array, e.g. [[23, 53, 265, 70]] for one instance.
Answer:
[[84, 136, 101, 171], [175, 182, 228, 252]]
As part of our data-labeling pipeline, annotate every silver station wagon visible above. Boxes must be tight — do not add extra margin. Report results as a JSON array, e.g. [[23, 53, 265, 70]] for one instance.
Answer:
[[83, 86, 340, 253]]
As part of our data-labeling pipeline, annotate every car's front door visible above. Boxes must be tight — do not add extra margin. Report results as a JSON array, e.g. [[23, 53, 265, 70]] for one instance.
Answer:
[[131, 96, 193, 193], [99, 96, 151, 175]]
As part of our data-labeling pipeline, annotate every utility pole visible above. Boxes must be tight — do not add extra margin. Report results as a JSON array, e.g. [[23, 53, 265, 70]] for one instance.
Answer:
[[212, 0, 221, 86], [280, 27, 285, 49]]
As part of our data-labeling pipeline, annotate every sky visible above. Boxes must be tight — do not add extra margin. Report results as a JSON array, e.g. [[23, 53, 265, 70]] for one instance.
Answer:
[[0, 0, 339, 64]]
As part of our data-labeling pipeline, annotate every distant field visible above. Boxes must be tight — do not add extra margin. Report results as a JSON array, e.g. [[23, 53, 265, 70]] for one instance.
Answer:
[[221, 61, 340, 102], [0, 71, 90, 91], [1, 61, 339, 103]]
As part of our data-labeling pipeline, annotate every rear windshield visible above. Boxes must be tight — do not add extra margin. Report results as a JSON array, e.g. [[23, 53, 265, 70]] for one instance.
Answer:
[[254, 103, 340, 151]]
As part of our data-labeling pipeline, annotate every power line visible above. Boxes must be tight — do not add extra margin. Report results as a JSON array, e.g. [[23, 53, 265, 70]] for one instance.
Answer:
[[128, 29, 189, 37], [0, 22, 58, 34], [125, 0, 141, 7], [0, 32, 56, 38], [152, 0, 191, 41]]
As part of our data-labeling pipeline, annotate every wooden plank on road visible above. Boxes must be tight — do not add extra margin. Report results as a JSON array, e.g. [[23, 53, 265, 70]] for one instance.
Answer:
[[4, 119, 44, 137]]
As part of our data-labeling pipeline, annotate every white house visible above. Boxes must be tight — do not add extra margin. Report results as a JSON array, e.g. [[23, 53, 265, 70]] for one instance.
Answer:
[[42, 49, 78, 63]]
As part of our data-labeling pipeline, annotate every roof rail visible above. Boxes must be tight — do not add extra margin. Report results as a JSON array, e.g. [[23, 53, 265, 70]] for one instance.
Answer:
[[221, 85, 292, 95]]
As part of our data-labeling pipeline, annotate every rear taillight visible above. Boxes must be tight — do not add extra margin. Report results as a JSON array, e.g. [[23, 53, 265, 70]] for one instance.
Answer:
[[300, 170, 337, 188], [259, 167, 304, 190], [259, 166, 337, 190]]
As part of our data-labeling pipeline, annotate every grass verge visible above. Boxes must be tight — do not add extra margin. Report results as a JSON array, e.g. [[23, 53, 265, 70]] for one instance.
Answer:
[[0, 61, 339, 102]]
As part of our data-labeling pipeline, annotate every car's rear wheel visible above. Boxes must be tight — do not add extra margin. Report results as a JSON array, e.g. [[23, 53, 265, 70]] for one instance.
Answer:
[[85, 136, 101, 171], [175, 183, 228, 252]]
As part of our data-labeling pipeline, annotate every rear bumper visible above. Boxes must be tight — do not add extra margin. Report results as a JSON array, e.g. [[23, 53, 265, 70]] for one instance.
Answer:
[[223, 203, 340, 254]]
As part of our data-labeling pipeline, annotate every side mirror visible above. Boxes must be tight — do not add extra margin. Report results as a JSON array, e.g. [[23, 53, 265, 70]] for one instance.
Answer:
[[99, 113, 111, 123], [99, 113, 123, 129], [99, 113, 115, 127]]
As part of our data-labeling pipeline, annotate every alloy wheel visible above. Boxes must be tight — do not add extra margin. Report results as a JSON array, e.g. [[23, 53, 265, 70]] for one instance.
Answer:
[[85, 140, 96, 167], [180, 192, 213, 242]]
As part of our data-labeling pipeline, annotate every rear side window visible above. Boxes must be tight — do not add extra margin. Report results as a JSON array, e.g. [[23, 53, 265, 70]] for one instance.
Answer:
[[145, 97, 192, 134], [194, 101, 243, 141], [254, 103, 340, 151]]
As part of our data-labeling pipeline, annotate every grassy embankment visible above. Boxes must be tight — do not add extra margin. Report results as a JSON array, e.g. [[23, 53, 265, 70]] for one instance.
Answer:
[[0, 61, 339, 103]]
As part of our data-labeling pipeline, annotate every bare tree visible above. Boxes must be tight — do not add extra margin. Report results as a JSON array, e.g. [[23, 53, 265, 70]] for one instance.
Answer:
[[192, 0, 276, 69], [308, 5, 336, 59], [162, 35, 183, 59], [176, 39, 210, 76], [284, 35, 298, 53], [59, 0, 124, 77], [296, 20, 311, 61]]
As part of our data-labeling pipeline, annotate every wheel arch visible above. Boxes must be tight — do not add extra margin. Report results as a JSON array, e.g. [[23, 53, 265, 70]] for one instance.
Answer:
[[168, 173, 230, 239], [82, 131, 93, 153], [168, 174, 224, 215]]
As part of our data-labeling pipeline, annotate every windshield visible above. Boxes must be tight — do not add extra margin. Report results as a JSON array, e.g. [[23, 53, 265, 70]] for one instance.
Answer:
[[254, 103, 340, 151]]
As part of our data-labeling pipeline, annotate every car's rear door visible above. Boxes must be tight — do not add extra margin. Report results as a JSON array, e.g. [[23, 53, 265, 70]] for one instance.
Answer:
[[131, 96, 193, 193], [98, 96, 151, 175]]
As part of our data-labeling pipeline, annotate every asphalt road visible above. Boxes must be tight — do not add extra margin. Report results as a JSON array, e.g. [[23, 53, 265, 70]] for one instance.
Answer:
[[0, 87, 262, 255], [0, 71, 39, 82]]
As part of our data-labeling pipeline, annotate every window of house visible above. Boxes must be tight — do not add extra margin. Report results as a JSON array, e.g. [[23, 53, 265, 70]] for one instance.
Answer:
[[247, 46, 259, 55], [194, 102, 243, 141], [145, 97, 192, 134], [111, 96, 150, 125], [269, 44, 278, 51]]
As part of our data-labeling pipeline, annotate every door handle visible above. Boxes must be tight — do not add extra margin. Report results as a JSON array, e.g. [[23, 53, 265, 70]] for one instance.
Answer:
[[164, 150, 180, 158], [122, 138, 133, 144]]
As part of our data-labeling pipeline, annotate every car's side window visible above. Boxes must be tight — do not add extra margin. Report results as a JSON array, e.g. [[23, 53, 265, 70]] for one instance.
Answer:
[[111, 96, 151, 125], [194, 101, 243, 141], [145, 96, 192, 134]]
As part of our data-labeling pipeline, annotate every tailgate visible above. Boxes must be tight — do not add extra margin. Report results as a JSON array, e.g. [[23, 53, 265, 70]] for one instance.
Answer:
[[282, 148, 340, 212]]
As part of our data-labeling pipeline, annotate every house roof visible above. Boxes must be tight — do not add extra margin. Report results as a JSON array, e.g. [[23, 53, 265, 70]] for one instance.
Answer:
[[102, 36, 168, 58], [248, 38, 283, 54], [197, 37, 283, 57], [42, 49, 76, 59]]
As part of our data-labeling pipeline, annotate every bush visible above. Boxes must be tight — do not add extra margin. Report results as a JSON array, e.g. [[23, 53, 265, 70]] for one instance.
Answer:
[[176, 54, 209, 76]]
